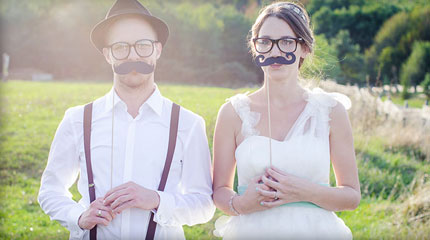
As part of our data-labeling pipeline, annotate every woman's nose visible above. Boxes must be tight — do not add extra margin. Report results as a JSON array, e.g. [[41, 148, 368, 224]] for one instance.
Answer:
[[270, 43, 282, 56]]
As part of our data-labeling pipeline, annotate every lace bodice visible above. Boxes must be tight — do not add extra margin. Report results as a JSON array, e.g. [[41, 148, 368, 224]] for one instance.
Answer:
[[228, 93, 261, 138], [227, 88, 352, 186], [213, 88, 353, 240]]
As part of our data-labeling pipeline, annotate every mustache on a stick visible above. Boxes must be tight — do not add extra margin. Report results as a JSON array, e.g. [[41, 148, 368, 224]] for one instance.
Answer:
[[254, 52, 296, 67]]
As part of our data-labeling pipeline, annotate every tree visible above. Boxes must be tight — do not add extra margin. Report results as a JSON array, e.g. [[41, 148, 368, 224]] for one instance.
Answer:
[[307, 0, 365, 15], [366, 6, 430, 86], [301, 34, 341, 81], [400, 41, 430, 98], [311, 1, 399, 51], [421, 73, 430, 101], [330, 30, 365, 85]]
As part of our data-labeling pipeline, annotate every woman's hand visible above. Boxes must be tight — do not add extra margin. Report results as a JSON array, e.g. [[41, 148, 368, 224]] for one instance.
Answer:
[[258, 167, 315, 208], [234, 175, 277, 214]]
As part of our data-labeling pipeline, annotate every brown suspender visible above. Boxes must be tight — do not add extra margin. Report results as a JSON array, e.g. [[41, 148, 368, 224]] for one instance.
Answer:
[[83, 102, 180, 240], [83, 102, 97, 240], [145, 102, 180, 240]]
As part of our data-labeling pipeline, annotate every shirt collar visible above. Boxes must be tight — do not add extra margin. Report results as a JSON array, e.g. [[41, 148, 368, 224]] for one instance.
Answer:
[[144, 85, 163, 116], [104, 87, 122, 114], [103, 84, 164, 117]]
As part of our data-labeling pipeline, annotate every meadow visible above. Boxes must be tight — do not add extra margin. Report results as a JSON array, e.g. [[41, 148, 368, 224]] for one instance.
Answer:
[[0, 80, 429, 239], [380, 95, 427, 109]]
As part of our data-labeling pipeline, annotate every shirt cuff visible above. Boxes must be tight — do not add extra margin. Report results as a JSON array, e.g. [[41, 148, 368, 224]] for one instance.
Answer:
[[67, 203, 87, 239], [153, 191, 176, 226]]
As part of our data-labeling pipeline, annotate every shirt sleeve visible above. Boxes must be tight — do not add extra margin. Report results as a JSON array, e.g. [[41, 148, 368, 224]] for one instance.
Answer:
[[38, 108, 88, 239], [153, 116, 216, 226]]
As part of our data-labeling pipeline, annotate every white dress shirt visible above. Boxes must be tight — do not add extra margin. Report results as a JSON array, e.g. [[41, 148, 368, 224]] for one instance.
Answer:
[[38, 86, 215, 239]]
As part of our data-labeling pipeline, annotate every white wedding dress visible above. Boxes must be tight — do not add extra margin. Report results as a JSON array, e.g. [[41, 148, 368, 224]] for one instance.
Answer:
[[214, 88, 353, 239]]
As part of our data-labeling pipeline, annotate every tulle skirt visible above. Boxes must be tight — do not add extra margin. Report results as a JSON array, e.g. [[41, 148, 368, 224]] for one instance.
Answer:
[[214, 204, 352, 240]]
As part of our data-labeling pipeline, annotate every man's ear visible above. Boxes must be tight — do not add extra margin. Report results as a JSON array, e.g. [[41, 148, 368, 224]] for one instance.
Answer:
[[102, 48, 113, 64], [155, 42, 163, 60]]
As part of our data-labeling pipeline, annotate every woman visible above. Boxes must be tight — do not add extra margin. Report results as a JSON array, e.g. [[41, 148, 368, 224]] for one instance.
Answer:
[[212, 2, 360, 239]]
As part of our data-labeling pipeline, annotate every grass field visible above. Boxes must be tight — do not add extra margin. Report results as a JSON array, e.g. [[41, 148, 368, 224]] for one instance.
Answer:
[[0, 80, 429, 239], [380, 94, 427, 109]]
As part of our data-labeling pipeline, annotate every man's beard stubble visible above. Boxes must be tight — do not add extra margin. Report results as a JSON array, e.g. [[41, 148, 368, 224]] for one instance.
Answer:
[[113, 60, 156, 89], [115, 69, 154, 89]]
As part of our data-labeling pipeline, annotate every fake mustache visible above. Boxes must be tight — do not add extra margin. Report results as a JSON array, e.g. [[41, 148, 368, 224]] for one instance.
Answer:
[[255, 52, 296, 67], [113, 61, 155, 75]]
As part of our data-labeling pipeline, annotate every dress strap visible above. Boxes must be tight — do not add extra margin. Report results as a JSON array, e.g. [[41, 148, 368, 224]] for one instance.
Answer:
[[227, 93, 260, 138], [305, 88, 351, 112], [299, 88, 352, 138]]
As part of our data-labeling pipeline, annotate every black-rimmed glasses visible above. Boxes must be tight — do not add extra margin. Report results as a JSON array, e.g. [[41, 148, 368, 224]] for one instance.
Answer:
[[253, 37, 304, 54], [108, 39, 159, 60]]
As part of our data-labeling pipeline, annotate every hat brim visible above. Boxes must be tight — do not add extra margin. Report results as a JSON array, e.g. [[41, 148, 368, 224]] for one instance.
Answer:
[[90, 13, 169, 54]]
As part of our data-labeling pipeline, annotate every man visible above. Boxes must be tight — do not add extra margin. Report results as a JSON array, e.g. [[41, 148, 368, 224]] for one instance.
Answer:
[[38, 0, 215, 239]]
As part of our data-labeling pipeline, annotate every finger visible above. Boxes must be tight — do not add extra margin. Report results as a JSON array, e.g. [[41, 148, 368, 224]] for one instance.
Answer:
[[255, 182, 268, 192], [90, 197, 105, 207], [257, 188, 277, 198], [258, 200, 272, 209], [267, 168, 285, 182], [259, 184, 271, 191], [104, 186, 129, 203], [92, 202, 116, 218], [262, 175, 281, 190], [112, 199, 134, 214], [87, 215, 108, 227], [111, 194, 133, 210], [92, 202, 113, 212], [96, 209, 113, 222], [261, 199, 284, 208], [252, 175, 262, 184], [270, 166, 287, 175], [104, 182, 132, 200], [262, 196, 276, 202], [104, 189, 129, 206], [93, 216, 110, 226]]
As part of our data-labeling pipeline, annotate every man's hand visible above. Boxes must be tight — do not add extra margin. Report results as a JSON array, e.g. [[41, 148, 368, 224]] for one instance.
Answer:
[[78, 197, 116, 230], [103, 181, 160, 215]]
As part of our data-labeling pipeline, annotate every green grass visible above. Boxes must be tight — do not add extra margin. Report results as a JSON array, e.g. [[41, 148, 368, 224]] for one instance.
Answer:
[[381, 94, 427, 108], [0, 80, 238, 239], [1, 80, 429, 239]]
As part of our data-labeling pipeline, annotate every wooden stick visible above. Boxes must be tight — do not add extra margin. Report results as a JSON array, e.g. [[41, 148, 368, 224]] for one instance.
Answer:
[[111, 90, 114, 190], [265, 74, 273, 167]]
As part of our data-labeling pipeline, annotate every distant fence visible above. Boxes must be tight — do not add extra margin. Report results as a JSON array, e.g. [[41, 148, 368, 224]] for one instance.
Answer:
[[320, 81, 430, 130]]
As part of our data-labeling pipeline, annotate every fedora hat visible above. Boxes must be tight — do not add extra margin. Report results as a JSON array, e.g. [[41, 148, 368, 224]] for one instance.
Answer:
[[90, 0, 169, 53]]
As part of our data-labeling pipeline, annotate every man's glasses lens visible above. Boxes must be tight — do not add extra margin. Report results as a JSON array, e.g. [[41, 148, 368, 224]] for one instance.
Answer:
[[135, 40, 154, 57], [111, 43, 130, 60], [110, 39, 156, 60]]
